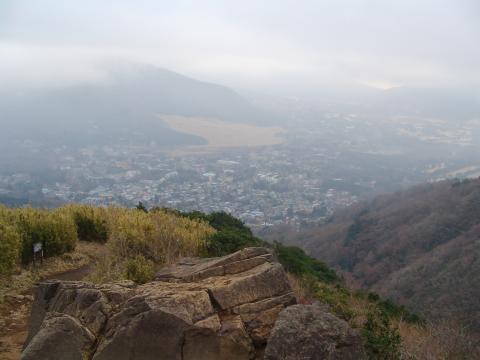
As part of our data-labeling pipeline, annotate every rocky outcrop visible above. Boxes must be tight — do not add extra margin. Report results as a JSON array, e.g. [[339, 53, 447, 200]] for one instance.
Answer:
[[22, 247, 366, 359], [264, 304, 367, 360], [22, 247, 296, 360]]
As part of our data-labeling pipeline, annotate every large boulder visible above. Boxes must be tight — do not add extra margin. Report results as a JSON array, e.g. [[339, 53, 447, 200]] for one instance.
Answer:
[[22, 312, 96, 360], [22, 247, 295, 360], [264, 304, 367, 360]]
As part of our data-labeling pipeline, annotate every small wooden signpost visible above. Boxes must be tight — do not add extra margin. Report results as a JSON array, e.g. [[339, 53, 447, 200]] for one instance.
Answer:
[[33, 242, 44, 265]]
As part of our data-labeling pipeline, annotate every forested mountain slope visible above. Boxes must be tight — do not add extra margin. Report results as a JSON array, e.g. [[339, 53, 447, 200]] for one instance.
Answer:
[[279, 178, 480, 332]]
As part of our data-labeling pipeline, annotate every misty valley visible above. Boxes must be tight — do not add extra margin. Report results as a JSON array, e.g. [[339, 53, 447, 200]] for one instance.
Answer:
[[0, 66, 479, 233], [1, 2, 480, 359]]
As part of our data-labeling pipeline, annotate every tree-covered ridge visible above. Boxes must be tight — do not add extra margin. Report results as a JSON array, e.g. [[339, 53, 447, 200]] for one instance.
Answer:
[[284, 178, 480, 333]]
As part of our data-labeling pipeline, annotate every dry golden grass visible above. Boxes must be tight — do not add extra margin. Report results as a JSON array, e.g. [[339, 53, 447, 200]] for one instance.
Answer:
[[399, 320, 480, 360], [346, 293, 371, 328], [287, 273, 313, 304], [87, 208, 215, 284]]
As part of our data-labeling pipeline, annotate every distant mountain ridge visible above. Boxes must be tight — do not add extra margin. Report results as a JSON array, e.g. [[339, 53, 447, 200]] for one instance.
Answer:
[[273, 178, 480, 333], [0, 64, 273, 148]]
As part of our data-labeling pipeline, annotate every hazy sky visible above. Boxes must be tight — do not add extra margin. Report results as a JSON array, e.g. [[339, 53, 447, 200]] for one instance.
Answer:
[[1, 0, 479, 95]]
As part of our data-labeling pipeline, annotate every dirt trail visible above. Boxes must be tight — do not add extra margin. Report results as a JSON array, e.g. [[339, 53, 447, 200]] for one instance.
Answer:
[[43, 264, 93, 282], [0, 261, 95, 359]]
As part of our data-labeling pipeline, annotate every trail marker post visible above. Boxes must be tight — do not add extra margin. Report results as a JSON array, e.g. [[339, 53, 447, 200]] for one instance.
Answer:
[[33, 242, 44, 265]]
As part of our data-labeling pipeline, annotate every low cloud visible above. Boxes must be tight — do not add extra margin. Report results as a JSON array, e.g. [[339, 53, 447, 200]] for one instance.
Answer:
[[1, 0, 478, 95]]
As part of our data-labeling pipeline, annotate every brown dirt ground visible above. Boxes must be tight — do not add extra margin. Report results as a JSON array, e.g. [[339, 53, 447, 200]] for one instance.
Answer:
[[0, 242, 104, 359]]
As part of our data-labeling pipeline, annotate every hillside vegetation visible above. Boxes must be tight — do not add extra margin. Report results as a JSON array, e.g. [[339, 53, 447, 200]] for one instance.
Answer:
[[277, 178, 480, 334], [0, 205, 214, 281], [1, 203, 478, 358]]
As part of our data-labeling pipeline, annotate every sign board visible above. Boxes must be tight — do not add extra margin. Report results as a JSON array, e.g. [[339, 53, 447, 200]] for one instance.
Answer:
[[33, 242, 44, 265], [33, 242, 43, 253]]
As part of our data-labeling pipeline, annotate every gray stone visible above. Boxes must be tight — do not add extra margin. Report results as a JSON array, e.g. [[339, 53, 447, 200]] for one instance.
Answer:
[[183, 316, 255, 360], [264, 304, 367, 360], [21, 312, 95, 360]]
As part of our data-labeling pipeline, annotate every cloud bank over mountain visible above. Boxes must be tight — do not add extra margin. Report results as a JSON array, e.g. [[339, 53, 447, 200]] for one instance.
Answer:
[[1, 0, 479, 96]]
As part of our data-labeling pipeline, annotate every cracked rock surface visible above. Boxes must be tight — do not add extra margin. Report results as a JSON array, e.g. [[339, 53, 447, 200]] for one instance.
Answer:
[[21, 247, 295, 360], [22, 247, 366, 359]]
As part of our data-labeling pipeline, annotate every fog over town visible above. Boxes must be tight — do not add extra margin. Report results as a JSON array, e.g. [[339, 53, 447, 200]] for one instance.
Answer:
[[1, 0, 479, 231], [2, 2, 480, 359]]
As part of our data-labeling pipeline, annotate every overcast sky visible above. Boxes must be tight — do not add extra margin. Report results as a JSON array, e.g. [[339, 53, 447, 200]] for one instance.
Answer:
[[1, 0, 479, 95]]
